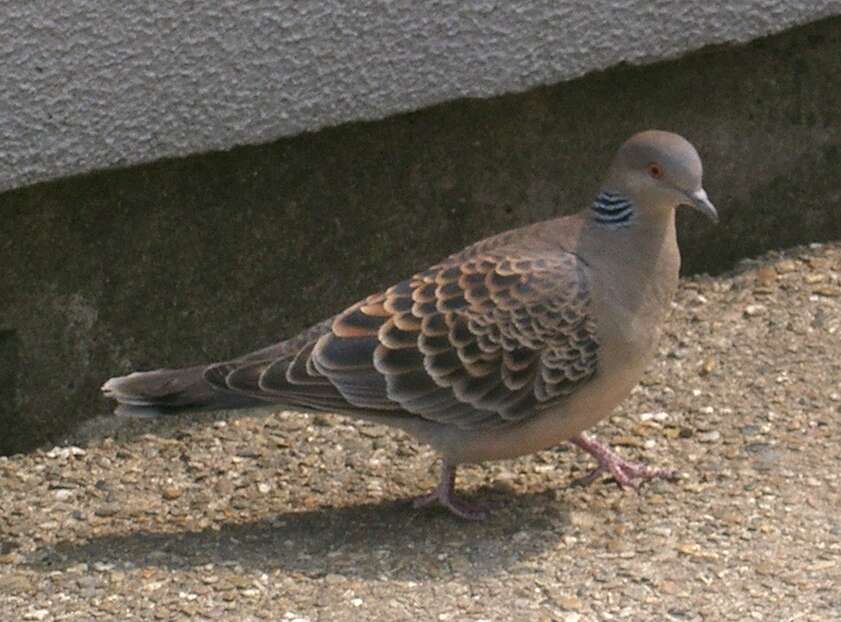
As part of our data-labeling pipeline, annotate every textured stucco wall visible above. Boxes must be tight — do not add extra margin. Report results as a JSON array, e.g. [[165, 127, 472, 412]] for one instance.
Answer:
[[2, 0, 840, 192]]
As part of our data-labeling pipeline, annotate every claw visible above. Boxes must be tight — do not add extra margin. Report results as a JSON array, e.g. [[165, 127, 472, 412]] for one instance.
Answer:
[[570, 433, 677, 490], [413, 461, 488, 520]]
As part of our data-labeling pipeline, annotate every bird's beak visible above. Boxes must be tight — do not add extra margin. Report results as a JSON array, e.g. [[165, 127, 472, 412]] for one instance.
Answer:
[[685, 188, 718, 224]]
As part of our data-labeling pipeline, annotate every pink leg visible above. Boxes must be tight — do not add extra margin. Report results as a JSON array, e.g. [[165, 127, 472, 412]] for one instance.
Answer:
[[570, 433, 677, 490], [413, 460, 488, 520]]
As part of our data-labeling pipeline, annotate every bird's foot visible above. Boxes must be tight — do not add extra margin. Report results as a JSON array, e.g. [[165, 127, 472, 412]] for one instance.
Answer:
[[570, 433, 677, 490], [413, 461, 488, 520], [413, 489, 488, 521]]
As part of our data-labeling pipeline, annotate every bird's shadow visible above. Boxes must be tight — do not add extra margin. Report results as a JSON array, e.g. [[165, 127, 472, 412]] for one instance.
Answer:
[[29, 487, 571, 581]]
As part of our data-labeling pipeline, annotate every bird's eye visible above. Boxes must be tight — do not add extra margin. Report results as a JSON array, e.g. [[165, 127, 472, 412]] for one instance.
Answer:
[[647, 163, 663, 179]]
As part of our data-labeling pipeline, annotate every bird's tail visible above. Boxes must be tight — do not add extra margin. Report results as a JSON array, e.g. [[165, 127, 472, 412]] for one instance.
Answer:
[[101, 365, 262, 416]]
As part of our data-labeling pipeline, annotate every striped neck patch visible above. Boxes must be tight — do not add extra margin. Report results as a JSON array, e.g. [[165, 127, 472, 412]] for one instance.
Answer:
[[590, 191, 634, 227]]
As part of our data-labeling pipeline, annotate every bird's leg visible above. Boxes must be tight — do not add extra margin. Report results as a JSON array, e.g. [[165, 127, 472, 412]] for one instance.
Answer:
[[569, 432, 677, 489], [413, 460, 488, 520]]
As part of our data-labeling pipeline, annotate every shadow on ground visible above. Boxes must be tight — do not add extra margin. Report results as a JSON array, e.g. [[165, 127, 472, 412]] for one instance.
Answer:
[[29, 487, 570, 580]]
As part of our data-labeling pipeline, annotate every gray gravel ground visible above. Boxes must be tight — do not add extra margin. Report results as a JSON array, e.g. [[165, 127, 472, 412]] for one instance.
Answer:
[[2, 242, 841, 621]]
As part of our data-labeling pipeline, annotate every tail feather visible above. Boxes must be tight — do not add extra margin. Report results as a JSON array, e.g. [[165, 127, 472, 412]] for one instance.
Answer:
[[101, 365, 263, 416]]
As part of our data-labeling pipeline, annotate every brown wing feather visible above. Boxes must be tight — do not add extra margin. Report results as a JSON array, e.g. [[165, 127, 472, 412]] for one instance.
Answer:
[[203, 243, 599, 431]]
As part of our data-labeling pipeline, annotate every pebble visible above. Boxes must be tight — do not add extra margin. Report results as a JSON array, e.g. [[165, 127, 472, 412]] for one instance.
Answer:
[[808, 560, 837, 571], [94, 505, 119, 517], [675, 542, 718, 560], [698, 357, 717, 376], [161, 486, 182, 500], [698, 430, 721, 443], [743, 304, 766, 317], [569, 511, 596, 528], [755, 265, 777, 286], [611, 435, 643, 448], [45, 446, 86, 460], [555, 595, 582, 610], [658, 580, 681, 595], [0, 573, 34, 592], [67, 563, 88, 573], [774, 259, 797, 273], [358, 425, 387, 438], [640, 411, 670, 422]]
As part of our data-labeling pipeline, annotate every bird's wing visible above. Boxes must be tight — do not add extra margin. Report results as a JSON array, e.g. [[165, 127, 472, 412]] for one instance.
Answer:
[[205, 248, 599, 430]]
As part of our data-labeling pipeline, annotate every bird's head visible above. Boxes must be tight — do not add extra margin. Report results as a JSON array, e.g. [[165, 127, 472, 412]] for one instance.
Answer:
[[606, 130, 718, 223]]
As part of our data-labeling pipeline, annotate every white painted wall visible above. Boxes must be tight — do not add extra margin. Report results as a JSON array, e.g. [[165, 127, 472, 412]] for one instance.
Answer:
[[2, 1, 839, 192]]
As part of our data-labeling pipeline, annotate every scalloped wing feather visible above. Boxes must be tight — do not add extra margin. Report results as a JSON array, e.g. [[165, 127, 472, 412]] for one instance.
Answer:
[[203, 245, 598, 430]]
